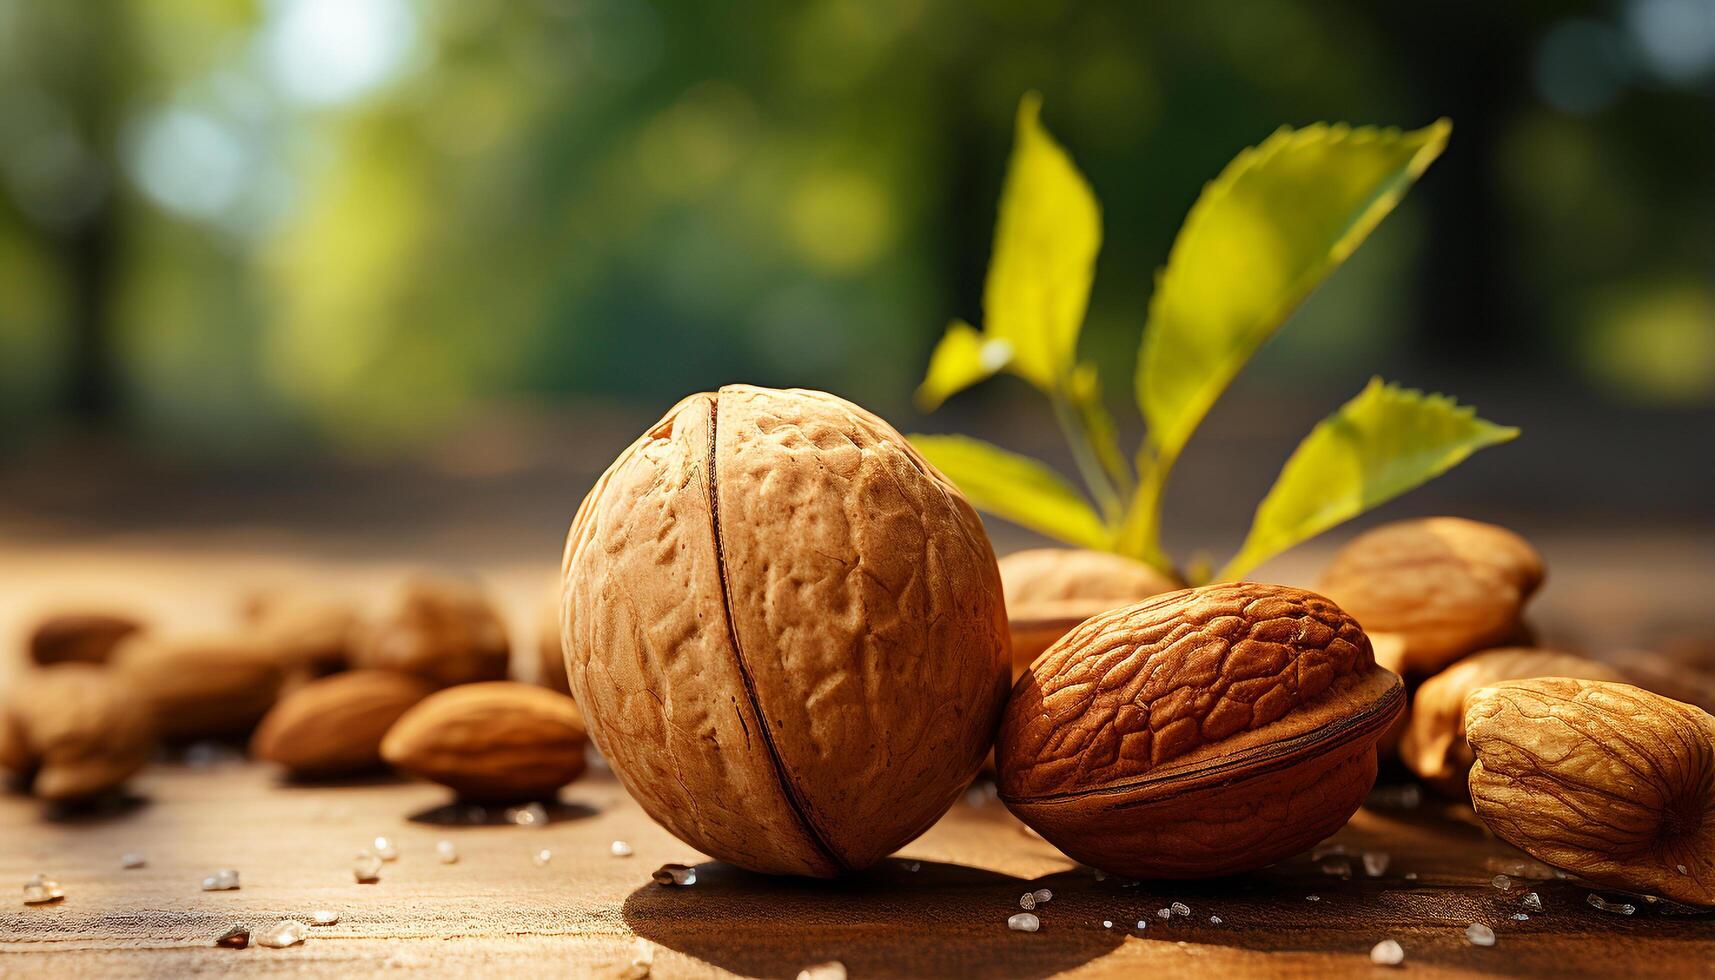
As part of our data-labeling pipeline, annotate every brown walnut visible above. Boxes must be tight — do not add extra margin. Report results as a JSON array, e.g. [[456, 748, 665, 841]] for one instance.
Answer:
[[351, 577, 510, 687], [1317, 517, 1543, 678], [0, 665, 155, 801], [1466, 678, 1714, 906], [28, 612, 143, 666], [997, 582, 1402, 879], [562, 385, 1010, 877], [1402, 647, 1624, 797], [252, 670, 435, 777], [381, 681, 588, 802], [999, 548, 1178, 678], [112, 633, 285, 740]]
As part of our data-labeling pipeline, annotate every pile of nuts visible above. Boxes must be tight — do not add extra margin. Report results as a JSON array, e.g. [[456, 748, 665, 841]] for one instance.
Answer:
[[3, 575, 589, 806], [6, 384, 1712, 924]]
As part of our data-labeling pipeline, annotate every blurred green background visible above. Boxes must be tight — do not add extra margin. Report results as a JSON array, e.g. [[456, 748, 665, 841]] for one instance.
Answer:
[[1, 0, 1712, 532]]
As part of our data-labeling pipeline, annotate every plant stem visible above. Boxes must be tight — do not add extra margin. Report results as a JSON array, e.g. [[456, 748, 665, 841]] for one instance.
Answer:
[[1049, 388, 1123, 525]]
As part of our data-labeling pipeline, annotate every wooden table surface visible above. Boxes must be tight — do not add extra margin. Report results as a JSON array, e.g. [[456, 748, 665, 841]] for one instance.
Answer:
[[2, 533, 1713, 978]]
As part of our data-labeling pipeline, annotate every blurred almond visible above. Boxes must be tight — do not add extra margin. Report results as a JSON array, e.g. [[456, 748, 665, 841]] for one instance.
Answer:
[[381, 681, 586, 802], [1, 664, 155, 801], [244, 592, 359, 679], [353, 577, 509, 687], [28, 612, 143, 666], [537, 598, 569, 695], [112, 634, 285, 740], [252, 670, 435, 778]]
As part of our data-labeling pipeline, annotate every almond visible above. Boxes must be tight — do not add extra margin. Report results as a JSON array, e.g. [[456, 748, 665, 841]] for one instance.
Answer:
[[251, 670, 435, 777], [112, 633, 285, 740], [1, 664, 155, 801], [28, 612, 144, 666], [380, 681, 587, 802], [352, 577, 510, 687]]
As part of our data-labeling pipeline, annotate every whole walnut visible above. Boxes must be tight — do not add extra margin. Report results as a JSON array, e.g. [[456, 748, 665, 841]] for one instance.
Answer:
[[1317, 517, 1543, 678], [112, 634, 285, 740], [27, 612, 143, 666], [562, 385, 1010, 877], [998, 582, 1402, 879], [1, 665, 155, 801], [1401, 647, 1625, 797], [998, 548, 1178, 677], [352, 577, 510, 687]]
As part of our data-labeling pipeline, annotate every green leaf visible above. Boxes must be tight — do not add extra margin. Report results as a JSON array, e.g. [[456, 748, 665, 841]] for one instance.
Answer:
[[915, 320, 1011, 411], [982, 92, 1101, 391], [1122, 119, 1451, 562], [910, 433, 1110, 550], [1216, 378, 1518, 581]]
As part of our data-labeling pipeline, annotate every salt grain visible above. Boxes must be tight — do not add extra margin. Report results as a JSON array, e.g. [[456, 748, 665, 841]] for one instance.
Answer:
[[1586, 893, 1635, 915], [1033, 888, 1053, 903], [1135, 920, 1147, 930], [437, 840, 459, 864], [1102, 920, 1113, 928], [215, 924, 250, 948], [1209, 915, 1223, 925], [1171, 901, 1190, 916], [120, 852, 146, 870], [1019, 892, 1036, 910], [611, 840, 634, 858], [1362, 851, 1390, 877], [1492, 874, 1511, 890], [353, 852, 382, 884], [533, 849, 553, 867], [506, 802, 548, 827], [256, 919, 309, 948], [1305, 894, 1321, 902], [652, 863, 697, 886], [1511, 913, 1529, 921], [1007, 912, 1040, 932], [372, 836, 399, 861], [22, 874, 64, 905], [1369, 939, 1405, 966], [1522, 892, 1542, 911], [1464, 923, 1496, 947], [795, 961, 847, 980], [311, 909, 339, 926], [621, 937, 654, 979], [1157, 908, 1172, 919], [201, 869, 240, 891]]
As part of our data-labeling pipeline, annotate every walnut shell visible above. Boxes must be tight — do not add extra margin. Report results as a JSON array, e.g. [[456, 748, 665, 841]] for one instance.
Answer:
[[351, 577, 510, 687], [1402, 648, 1625, 797], [28, 612, 143, 666], [562, 385, 1010, 877], [1317, 518, 1544, 678], [1, 665, 155, 801], [1466, 678, 1715, 906], [999, 548, 1178, 678], [997, 582, 1402, 879], [252, 670, 435, 777], [380, 681, 588, 801], [112, 634, 285, 741]]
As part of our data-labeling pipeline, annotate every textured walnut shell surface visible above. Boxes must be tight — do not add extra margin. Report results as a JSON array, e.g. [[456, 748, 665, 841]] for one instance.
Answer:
[[252, 670, 435, 777], [112, 634, 285, 740], [1, 665, 155, 801], [381, 681, 587, 801], [562, 385, 1010, 877], [352, 577, 510, 687], [1402, 648, 1625, 797], [997, 582, 1402, 879], [1318, 518, 1543, 678], [28, 612, 144, 666], [999, 549, 1178, 677], [1466, 678, 1715, 906]]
